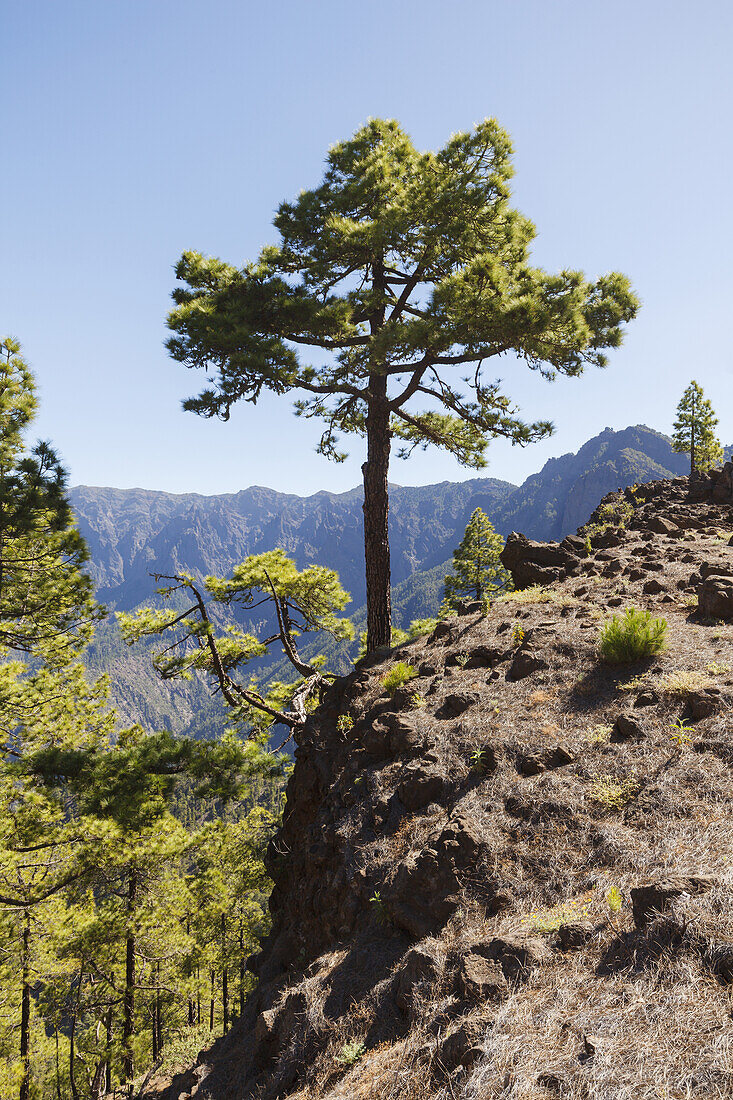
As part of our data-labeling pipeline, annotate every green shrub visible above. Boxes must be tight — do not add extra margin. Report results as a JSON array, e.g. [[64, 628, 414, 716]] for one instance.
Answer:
[[598, 607, 668, 664], [589, 773, 639, 809], [381, 661, 418, 695], [606, 885, 623, 913], [337, 1039, 366, 1067]]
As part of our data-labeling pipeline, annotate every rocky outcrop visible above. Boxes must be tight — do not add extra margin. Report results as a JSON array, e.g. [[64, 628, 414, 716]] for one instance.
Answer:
[[500, 532, 585, 588], [147, 470, 733, 1100]]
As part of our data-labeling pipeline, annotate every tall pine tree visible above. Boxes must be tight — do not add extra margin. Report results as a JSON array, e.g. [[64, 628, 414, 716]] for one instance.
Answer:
[[442, 507, 511, 612], [672, 381, 723, 474], [165, 118, 639, 652]]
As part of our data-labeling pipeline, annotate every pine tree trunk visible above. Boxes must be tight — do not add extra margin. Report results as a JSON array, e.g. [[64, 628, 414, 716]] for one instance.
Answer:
[[239, 925, 245, 1019], [19, 910, 30, 1100], [55, 1026, 62, 1100], [105, 1007, 113, 1095], [209, 970, 215, 1031], [691, 392, 696, 474], [362, 373, 392, 652], [221, 914, 229, 1034], [122, 871, 138, 1098], [155, 961, 163, 1058]]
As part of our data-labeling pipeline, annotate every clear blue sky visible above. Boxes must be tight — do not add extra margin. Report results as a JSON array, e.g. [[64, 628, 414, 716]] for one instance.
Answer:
[[3, 0, 732, 495]]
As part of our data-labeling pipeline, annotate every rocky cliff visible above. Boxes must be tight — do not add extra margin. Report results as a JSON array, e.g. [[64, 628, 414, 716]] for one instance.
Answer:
[[148, 464, 733, 1100]]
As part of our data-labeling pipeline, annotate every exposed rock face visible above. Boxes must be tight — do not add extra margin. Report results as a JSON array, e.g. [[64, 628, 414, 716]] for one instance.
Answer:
[[699, 576, 733, 620], [147, 470, 733, 1100], [500, 532, 583, 588]]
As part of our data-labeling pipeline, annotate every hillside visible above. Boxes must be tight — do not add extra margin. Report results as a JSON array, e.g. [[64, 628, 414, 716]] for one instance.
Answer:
[[146, 462, 733, 1100], [70, 425, 719, 735]]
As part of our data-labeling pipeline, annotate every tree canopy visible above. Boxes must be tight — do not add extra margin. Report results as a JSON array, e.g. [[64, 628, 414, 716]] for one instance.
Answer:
[[166, 118, 639, 652], [119, 549, 353, 739], [0, 339, 288, 1098], [442, 507, 511, 611], [672, 380, 723, 474]]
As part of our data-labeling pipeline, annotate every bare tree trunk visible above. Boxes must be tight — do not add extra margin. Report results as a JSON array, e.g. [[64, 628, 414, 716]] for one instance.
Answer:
[[221, 914, 229, 1034], [55, 1026, 62, 1100], [105, 1006, 113, 1095], [122, 871, 138, 1099], [363, 372, 392, 652], [209, 970, 215, 1031], [690, 390, 697, 474], [155, 961, 163, 1058], [68, 961, 85, 1100], [19, 910, 31, 1100], [239, 924, 245, 1019]]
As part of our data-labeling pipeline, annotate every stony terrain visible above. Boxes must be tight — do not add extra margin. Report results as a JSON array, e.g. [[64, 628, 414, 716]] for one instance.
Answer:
[[149, 466, 733, 1100]]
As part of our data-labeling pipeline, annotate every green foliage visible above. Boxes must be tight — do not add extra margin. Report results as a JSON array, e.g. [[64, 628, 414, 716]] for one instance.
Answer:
[[589, 774, 639, 809], [582, 497, 635, 540], [672, 380, 723, 474], [521, 893, 592, 934], [337, 1039, 366, 1067], [168, 118, 638, 460], [167, 117, 639, 652], [336, 715, 354, 735], [0, 343, 288, 1098], [668, 718, 693, 747], [606, 885, 623, 913], [0, 339, 102, 667], [469, 747, 493, 774], [443, 508, 512, 611], [381, 661, 418, 695], [511, 622, 525, 647], [119, 550, 353, 736], [369, 891, 389, 925], [598, 607, 668, 664]]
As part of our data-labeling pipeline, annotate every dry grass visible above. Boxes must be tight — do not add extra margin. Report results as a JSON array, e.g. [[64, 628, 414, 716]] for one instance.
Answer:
[[657, 669, 714, 694], [498, 586, 577, 608]]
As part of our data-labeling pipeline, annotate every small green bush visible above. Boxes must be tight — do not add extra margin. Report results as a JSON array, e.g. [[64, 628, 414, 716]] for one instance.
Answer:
[[337, 1039, 366, 1067], [381, 661, 418, 695], [589, 773, 639, 809], [598, 607, 668, 664]]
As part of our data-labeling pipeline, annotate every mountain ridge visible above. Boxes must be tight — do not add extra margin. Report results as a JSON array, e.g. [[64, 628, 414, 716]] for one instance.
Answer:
[[70, 425, 725, 736]]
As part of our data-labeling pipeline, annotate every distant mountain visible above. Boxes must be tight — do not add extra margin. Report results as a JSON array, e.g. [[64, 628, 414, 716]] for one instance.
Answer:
[[494, 424, 690, 540], [71, 478, 514, 616], [69, 424, 719, 736]]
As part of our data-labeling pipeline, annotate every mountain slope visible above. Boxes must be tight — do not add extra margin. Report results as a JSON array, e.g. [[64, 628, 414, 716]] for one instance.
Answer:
[[145, 463, 733, 1100], [70, 425, 715, 736]]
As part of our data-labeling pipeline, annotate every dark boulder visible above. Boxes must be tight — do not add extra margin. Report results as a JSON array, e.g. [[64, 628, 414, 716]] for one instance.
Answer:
[[457, 953, 509, 1001], [395, 945, 441, 1013], [507, 649, 549, 681], [631, 875, 717, 927], [437, 690, 480, 719], [501, 532, 581, 589], [699, 576, 733, 620], [611, 713, 646, 742], [397, 763, 445, 811]]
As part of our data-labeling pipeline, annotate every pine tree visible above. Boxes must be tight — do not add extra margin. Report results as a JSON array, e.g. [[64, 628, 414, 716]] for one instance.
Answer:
[[442, 508, 511, 612], [672, 381, 723, 474], [119, 549, 353, 739], [165, 118, 639, 652]]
